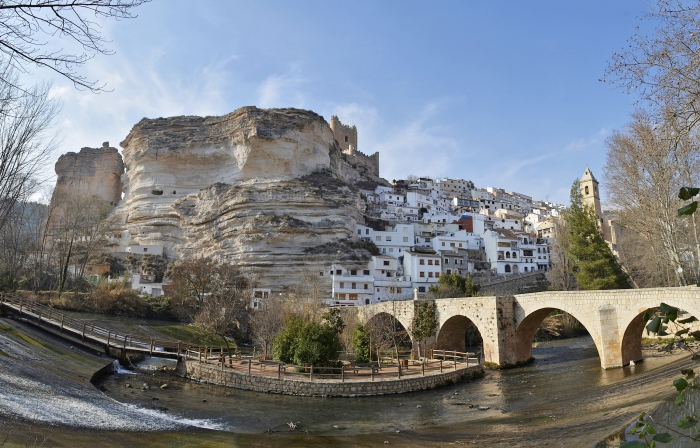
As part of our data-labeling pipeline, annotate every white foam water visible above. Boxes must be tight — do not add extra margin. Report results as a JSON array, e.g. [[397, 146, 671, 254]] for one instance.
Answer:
[[122, 404, 230, 431]]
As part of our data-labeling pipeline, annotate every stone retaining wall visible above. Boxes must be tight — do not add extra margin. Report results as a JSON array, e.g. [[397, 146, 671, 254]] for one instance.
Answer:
[[177, 360, 483, 397]]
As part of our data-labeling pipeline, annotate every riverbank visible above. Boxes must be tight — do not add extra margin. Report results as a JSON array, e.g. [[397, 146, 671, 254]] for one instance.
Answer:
[[0, 318, 692, 447]]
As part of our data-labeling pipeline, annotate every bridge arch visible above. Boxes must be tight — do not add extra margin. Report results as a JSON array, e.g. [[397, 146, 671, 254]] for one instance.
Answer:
[[514, 305, 602, 364], [357, 301, 414, 336], [619, 293, 700, 367], [436, 315, 484, 353]]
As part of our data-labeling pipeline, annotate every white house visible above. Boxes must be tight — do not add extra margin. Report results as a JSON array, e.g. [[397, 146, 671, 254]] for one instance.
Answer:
[[483, 229, 542, 274], [126, 244, 163, 256], [370, 255, 413, 302], [131, 274, 163, 296], [403, 249, 442, 295], [355, 224, 415, 257], [331, 262, 374, 306]]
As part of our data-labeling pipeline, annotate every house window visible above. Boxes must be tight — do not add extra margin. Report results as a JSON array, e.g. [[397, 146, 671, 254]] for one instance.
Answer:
[[442, 242, 445, 246], [428, 272, 433, 278], [376, 236, 381, 241], [363, 270, 370, 275], [351, 270, 357, 275], [397, 287, 402, 293], [403, 237, 409, 242], [143, 248, 148, 252], [358, 229, 361, 235], [376, 288, 380, 292], [389, 248, 394, 252], [319, 272, 324, 276], [336, 269, 342, 275], [450, 242, 455, 247], [364, 284, 369, 289], [386, 236, 392, 241], [383, 261, 390, 266], [428, 260, 433, 265], [436, 272, 440, 278], [366, 229, 370, 234], [419, 287, 426, 293], [447, 269, 451, 275], [345, 136, 349, 142], [340, 282, 344, 288], [352, 283, 357, 289], [390, 287, 395, 293], [420, 272, 425, 277], [435, 260, 440, 266], [420, 259, 425, 265]]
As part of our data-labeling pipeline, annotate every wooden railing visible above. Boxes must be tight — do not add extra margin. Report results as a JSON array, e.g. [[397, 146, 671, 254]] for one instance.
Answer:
[[0, 292, 483, 382], [183, 345, 482, 382], [0, 292, 226, 357]]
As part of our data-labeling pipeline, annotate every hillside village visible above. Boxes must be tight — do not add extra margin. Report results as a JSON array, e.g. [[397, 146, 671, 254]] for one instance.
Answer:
[[49, 108, 618, 308]]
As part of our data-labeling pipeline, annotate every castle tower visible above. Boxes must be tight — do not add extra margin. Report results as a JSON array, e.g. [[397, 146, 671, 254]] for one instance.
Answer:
[[580, 167, 602, 218], [329, 115, 358, 153]]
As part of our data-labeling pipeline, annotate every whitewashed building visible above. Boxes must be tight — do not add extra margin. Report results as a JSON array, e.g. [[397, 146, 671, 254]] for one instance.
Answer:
[[403, 249, 442, 295]]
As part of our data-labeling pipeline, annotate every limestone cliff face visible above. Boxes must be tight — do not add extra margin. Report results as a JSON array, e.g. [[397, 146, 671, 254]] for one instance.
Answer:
[[52, 143, 124, 205], [48, 143, 124, 230], [110, 107, 376, 291]]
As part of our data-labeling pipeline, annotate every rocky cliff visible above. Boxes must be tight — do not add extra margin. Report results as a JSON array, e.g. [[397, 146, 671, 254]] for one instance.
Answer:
[[48, 143, 124, 229], [52, 143, 124, 205], [107, 107, 382, 291]]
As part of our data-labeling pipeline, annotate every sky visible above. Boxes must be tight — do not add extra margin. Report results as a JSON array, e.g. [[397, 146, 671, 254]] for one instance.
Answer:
[[32, 0, 652, 205]]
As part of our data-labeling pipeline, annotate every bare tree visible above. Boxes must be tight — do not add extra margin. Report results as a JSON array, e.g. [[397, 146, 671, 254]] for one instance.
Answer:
[[604, 1, 700, 136], [548, 215, 578, 291], [0, 66, 59, 232], [0, 0, 149, 92], [249, 296, 286, 360], [45, 192, 113, 293], [603, 113, 698, 286], [168, 258, 254, 362]]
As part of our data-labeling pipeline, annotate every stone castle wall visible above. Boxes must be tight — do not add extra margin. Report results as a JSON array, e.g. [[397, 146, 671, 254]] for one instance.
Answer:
[[178, 359, 483, 397], [329, 115, 380, 178]]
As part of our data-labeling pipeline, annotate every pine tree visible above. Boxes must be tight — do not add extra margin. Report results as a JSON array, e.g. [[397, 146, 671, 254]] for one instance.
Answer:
[[565, 179, 630, 290]]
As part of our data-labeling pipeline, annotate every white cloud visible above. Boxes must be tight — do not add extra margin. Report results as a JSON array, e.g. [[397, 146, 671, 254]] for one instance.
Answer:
[[257, 64, 307, 108], [329, 100, 460, 182]]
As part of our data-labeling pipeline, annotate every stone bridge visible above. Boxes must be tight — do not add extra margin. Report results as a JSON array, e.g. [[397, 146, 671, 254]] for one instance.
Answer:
[[358, 286, 700, 369]]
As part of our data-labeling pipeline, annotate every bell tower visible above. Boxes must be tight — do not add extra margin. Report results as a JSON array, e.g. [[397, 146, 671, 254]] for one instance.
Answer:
[[580, 167, 602, 218]]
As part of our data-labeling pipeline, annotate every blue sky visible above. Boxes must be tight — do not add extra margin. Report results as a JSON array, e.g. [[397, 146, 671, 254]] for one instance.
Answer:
[[38, 0, 650, 205]]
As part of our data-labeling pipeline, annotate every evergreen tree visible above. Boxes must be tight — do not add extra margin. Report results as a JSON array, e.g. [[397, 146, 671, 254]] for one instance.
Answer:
[[564, 179, 630, 290]]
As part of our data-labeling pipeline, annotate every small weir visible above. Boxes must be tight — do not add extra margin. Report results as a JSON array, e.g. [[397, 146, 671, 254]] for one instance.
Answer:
[[96, 336, 675, 436]]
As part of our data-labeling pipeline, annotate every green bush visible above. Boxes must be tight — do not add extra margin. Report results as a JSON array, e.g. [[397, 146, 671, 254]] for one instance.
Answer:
[[273, 317, 342, 367], [351, 324, 370, 363]]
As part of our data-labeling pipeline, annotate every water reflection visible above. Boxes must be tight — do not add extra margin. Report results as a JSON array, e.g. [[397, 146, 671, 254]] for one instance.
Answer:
[[97, 336, 677, 436]]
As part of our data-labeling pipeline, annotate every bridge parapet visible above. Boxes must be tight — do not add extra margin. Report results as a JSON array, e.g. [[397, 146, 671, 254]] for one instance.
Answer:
[[357, 286, 700, 369]]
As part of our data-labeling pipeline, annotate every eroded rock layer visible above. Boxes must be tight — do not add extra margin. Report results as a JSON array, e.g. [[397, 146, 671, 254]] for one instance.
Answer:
[[109, 107, 379, 291]]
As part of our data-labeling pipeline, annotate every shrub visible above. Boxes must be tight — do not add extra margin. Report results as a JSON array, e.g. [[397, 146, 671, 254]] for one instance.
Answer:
[[351, 324, 370, 363], [273, 317, 342, 367], [91, 280, 147, 317]]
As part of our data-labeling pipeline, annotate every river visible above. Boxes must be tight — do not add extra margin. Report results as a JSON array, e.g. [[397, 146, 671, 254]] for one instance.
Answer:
[[0, 316, 692, 447], [95, 336, 685, 440]]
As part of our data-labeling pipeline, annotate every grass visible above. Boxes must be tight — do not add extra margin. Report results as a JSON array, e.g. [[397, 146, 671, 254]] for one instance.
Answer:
[[151, 324, 229, 347]]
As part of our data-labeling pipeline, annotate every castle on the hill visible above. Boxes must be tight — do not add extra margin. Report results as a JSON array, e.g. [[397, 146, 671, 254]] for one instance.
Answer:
[[329, 115, 380, 178]]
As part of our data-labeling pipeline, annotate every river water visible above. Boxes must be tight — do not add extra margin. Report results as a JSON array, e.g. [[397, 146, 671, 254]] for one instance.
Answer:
[[96, 336, 677, 437]]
